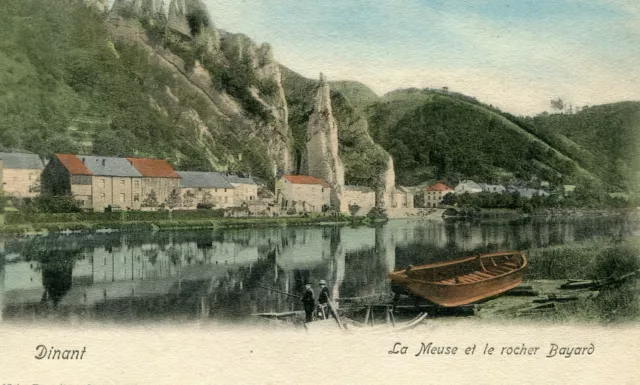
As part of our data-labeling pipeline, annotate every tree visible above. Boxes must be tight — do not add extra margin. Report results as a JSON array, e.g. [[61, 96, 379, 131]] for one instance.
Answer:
[[183, 190, 196, 208], [550, 98, 565, 111], [441, 192, 456, 206], [142, 190, 158, 207], [167, 189, 181, 209], [202, 191, 213, 205], [186, 8, 209, 35]]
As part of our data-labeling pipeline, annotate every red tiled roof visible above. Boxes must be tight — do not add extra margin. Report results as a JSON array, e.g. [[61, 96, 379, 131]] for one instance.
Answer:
[[425, 181, 453, 192], [56, 154, 92, 175], [126, 157, 179, 178], [283, 175, 331, 188]]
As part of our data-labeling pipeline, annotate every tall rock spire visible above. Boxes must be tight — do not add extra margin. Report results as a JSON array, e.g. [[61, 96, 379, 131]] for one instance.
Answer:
[[306, 73, 346, 211], [167, 0, 190, 36], [377, 155, 396, 208]]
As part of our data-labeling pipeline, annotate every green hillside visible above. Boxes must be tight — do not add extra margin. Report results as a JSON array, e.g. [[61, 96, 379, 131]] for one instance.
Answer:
[[524, 103, 640, 191], [1, 0, 636, 196], [364, 88, 638, 192], [328, 80, 379, 115], [0, 0, 176, 157], [0, 0, 289, 185]]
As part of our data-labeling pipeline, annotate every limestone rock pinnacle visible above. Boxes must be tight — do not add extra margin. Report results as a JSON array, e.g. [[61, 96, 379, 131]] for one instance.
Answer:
[[306, 73, 346, 211]]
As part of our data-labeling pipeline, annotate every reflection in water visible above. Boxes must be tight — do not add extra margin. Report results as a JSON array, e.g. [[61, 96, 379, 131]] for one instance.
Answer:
[[0, 217, 637, 323]]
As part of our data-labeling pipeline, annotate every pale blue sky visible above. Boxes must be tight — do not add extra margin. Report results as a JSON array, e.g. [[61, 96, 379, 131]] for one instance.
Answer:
[[108, 1, 640, 115], [201, 0, 640, 115]]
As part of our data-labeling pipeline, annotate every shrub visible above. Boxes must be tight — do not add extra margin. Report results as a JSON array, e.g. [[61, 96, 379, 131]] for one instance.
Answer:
[[172, 209, 225, 220], [186, 8, 209, 35], [22, 196, 82, 213], [366, 207, 388, 220]]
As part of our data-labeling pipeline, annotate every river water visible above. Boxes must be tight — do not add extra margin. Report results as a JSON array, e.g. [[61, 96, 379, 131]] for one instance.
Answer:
[[0, 216, 638, 323]]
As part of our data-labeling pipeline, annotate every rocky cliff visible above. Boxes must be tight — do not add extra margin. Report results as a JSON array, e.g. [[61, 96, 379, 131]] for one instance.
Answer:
[[106, 0, 292, 181], [281, 67, 398, 211], [304, 74, 346, 210]]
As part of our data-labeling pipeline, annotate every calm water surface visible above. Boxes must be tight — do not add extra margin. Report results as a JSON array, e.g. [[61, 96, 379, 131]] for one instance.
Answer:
[[1, 216, 637, 323]]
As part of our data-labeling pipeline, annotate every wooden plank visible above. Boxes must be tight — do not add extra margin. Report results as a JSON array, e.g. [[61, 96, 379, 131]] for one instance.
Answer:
[[533, 294, 579, 303], [327, 301, 343, 330], [560, 280, 596, 290], [252, 311, 303, 318]]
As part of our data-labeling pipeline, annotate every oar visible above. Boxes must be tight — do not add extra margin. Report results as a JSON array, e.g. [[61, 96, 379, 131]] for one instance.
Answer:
[[256, 284, 302, 299]]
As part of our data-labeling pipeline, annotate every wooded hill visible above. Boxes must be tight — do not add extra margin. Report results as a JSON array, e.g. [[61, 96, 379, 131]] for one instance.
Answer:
[[361, 88, 639, 192], [0, 0, 637, 195]]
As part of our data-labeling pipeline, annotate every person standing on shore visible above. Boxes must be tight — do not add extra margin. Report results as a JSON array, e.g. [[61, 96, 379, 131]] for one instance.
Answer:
[[317, 279, 331, 319], [301, 281, 315, 323]]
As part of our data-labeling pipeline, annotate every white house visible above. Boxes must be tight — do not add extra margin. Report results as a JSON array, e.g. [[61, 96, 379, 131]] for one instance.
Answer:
[[455, 180, 483, 194]]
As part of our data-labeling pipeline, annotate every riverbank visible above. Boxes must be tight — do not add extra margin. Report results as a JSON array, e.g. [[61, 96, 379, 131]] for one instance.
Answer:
[[443, 207, 637, 220], [0, 214, 385, 235]]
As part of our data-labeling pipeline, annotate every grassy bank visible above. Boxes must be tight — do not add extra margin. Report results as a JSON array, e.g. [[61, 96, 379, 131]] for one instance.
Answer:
[[526, 237, 640, 323], [446, 207, 633, 220], [0, 214, 381, 234]]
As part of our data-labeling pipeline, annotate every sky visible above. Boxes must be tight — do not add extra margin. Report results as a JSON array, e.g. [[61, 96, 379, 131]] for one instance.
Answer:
[[200, 0, 640, 116], [110, 0, 640, 116]]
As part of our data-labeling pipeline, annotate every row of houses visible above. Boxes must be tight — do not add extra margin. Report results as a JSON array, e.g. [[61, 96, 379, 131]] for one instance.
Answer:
[[0, 151, 414, 215], [0, 152, 258, 212], [423, 180, 551, 208], [274, 175, 413, 214]]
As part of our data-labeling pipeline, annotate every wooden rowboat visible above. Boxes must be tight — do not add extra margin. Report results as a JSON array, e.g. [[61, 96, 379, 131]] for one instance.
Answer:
[[388, 251, 528, 307]]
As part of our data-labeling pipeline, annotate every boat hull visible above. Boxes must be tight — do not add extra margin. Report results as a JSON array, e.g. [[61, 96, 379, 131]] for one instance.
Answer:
[[389, 252, 527, 307]]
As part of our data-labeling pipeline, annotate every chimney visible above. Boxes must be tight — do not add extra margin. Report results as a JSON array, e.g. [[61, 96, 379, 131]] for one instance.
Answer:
[[82, 158, 85, 164], [101, 159, 106, 166]]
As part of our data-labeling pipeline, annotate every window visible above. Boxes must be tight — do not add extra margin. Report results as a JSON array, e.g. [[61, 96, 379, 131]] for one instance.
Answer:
[[99, 193, 106, 202], [120, 179, 125, 186], [99, 179, 105, 188], [215, 188, 218, 193], [120, 193, 125, 203], [134, 193, 140, 202], [224, 188, 227, 192], [134, 180, 140, 188], [224, 196, 228, 203]]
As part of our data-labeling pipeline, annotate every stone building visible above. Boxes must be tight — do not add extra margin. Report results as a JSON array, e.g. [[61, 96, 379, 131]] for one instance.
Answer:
[[479, 183, 506, 194], [0, 152, 45, 198], [224, 173, 258, 204], [177, 171, 235, 209], [393, 186, 414, 208], [343, 185, 376, 215], [275, 175, 331, 213], [127, 158, 181, 208], [455, 180, 483, 194], [44, 154, 143, 211], [424, 181, 454, 208]]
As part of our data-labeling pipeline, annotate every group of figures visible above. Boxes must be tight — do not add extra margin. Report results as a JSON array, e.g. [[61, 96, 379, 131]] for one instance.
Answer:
[[300, 280, 332, 322]]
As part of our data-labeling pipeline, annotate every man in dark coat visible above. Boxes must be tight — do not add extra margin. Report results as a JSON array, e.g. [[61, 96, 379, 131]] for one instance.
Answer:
[[301, 281, 315, 323], [317, 279, 332, 319]]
